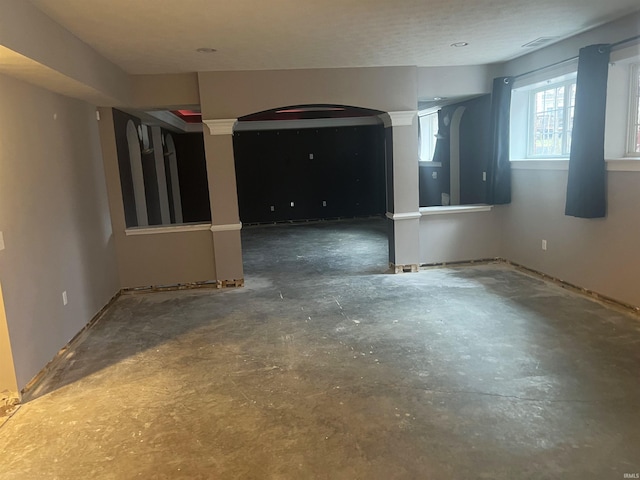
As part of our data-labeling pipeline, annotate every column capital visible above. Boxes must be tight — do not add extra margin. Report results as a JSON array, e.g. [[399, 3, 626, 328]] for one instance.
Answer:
[[381, 111, 417, 128], [203, 119, 237, 135]]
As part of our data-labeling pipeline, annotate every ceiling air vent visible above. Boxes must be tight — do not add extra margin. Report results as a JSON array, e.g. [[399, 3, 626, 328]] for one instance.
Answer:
[[522, 37, 557, 48]]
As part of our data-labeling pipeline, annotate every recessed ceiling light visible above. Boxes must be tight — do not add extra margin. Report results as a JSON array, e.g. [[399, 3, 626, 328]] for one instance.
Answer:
[[196, 47, 217, 53], [450, 42, 469, 48]]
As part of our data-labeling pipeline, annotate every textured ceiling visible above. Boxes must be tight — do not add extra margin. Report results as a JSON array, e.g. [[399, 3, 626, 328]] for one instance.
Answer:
[[30, 0, 640, 74]]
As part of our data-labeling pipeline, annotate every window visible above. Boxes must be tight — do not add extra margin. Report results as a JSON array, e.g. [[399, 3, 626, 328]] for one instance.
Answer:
[[419, 112, 439, 162], [529, 79, 576, 157], [628, 63, 640, 156]]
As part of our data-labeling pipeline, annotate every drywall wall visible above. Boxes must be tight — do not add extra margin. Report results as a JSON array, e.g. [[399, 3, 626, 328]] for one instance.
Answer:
[[419, 208, 503, 264], [198, 66, 418, 119], [98, 108, 216, 288], [0, 283, 18, 396], [417, 65, 493, 101], [0, 73, 119, 389], [499, 15, 640, 309], [503, 168, 640, 307], [501, 11, 640, 79], [132, 73, 200, 109], [0, 0, 130, 105]]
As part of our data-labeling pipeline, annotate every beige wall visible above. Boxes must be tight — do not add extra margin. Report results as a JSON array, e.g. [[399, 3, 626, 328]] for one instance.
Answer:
[[0, 0, 130, 105], [420, 209, 504, 265], [97, 108, 217, 288], [502, 169, 640, 307], [0, 73, 120, 389], [198, 66, 418, 119], [132, 73, 200, 109], [497, 14, 640, 309], [417, 65, 494, 101], [0, 283, 18, 396]]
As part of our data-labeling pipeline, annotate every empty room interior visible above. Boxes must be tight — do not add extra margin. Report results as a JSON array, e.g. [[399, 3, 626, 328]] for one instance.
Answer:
[[1, 1, 640, 478]]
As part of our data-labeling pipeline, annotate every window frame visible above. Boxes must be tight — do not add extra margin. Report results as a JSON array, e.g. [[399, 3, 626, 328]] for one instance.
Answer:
[[527, 77, 577, 159], [626, 62, 640, 157], [418, 110, 440, 164]]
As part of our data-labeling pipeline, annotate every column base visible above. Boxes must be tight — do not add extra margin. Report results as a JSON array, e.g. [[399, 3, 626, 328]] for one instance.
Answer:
[[390, 263, 419, 274]]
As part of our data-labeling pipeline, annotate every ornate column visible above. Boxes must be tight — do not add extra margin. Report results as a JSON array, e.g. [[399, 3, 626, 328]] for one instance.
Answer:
[[203, 119, 244, 287], [384, 111, 421, 273]]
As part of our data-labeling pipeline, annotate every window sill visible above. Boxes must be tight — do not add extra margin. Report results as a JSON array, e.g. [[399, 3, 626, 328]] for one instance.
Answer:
[[419, 161, 443, 168], [125, 223, 212, 236], [510, 159, 569, 170], [510, 158, 640, 171], [420, 205, 493, 216]]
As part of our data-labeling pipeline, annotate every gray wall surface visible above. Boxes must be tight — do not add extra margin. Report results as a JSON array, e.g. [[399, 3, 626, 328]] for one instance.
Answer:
[[0, 73, 120, 389]]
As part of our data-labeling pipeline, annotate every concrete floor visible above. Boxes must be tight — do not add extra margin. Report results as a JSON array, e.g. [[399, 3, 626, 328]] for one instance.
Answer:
[[1, 217, 640, 479]]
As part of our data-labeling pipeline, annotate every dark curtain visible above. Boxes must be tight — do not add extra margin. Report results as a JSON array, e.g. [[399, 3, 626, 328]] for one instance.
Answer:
[[565, 44, 610, 218], [486, 77, 513, 204]]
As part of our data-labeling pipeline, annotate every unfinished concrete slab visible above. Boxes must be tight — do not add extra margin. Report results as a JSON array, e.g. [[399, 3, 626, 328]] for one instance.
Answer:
[[1, 218, 639, 479]]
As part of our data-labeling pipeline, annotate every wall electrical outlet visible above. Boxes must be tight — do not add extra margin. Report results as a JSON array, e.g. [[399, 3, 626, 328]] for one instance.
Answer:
[[322, 200, 327, 207], [432, 171, 438, 179], [62, 291, 68, 305], [541, 239, 547, 251], [309, 153, 314, 160], [270, 205, 275, 212], [483, 171, 487, 182], [0, 231, 4, 251], [290, 201, 295, 207]]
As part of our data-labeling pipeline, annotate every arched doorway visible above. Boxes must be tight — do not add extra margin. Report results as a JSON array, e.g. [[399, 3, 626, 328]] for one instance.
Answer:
[[232, 104, 390, 273], [233, 104, 387, 224]]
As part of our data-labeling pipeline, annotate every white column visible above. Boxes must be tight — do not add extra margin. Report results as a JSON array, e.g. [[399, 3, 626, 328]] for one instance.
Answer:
[[151, 127, 171, 224], [383, 111, 421, 272], [164, 134, 183, 224], [202, 119, 244, 284], [126, 121, 148, 226]]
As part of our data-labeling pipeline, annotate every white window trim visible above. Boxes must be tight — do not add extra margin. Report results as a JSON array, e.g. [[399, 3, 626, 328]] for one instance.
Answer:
[[626, 63, 640, 157], [418, 109, 440, 165], [527, 78, 576, 158], [510, 158, 640, 172]]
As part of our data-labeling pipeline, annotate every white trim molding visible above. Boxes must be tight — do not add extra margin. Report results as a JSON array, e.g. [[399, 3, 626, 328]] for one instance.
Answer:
[[381, 111, 418, 128], [419, 205, 493, 216], [510, 159, 569, 170], [203, 119, 237, 135], [385, 211, 422, 221], [125, 223, 212, 236], [510, 159, 640, 172], [606, 159, 640, 171], [210, 222, 243, 232]]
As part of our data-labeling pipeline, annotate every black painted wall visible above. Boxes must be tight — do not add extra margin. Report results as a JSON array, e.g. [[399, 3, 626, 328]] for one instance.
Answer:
[[459, 94, 491, 205], [233, 125, 386, 224], [172, 133, 211, 223], [418, 95, 491, 206]]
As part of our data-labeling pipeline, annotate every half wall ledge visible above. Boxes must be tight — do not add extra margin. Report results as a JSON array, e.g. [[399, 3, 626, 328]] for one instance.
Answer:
[[419, 205, 493, 215]]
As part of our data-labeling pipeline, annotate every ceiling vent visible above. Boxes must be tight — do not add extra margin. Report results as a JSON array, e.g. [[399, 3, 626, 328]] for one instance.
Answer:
[[522, 37, 557, 48]]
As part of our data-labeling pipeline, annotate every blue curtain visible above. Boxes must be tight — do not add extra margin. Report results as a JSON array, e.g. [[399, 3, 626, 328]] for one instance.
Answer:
[[565, 44, 610, 218], [486, 77, 513, 204]]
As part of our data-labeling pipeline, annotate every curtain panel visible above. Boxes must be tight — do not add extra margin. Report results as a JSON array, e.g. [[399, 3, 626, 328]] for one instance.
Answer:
[[565, 44, 611, 218], [486, 77, 514, 205]]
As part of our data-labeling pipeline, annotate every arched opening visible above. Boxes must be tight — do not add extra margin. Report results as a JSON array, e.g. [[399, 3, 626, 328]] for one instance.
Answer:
[[233, 104, 390, 273], [233, 104, 387, 223], [126, 120, 148, 226]]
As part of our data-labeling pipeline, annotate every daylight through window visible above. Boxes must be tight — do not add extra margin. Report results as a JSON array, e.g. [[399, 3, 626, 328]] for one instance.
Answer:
[[529, 79, 576, 157]]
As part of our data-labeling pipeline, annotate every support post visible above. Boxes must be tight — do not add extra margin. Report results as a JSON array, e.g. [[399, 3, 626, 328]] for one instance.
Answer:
[[203, 119, 244, 286], [383, 111, 421, 273]]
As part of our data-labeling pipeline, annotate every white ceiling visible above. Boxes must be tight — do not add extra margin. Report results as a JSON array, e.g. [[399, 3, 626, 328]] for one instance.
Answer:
[[30, 0, 640, 75]]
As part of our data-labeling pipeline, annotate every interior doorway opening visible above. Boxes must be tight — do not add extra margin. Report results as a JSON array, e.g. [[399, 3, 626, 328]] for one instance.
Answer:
[[233, 104, 387, 224], [232, 104, 390, 273]]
